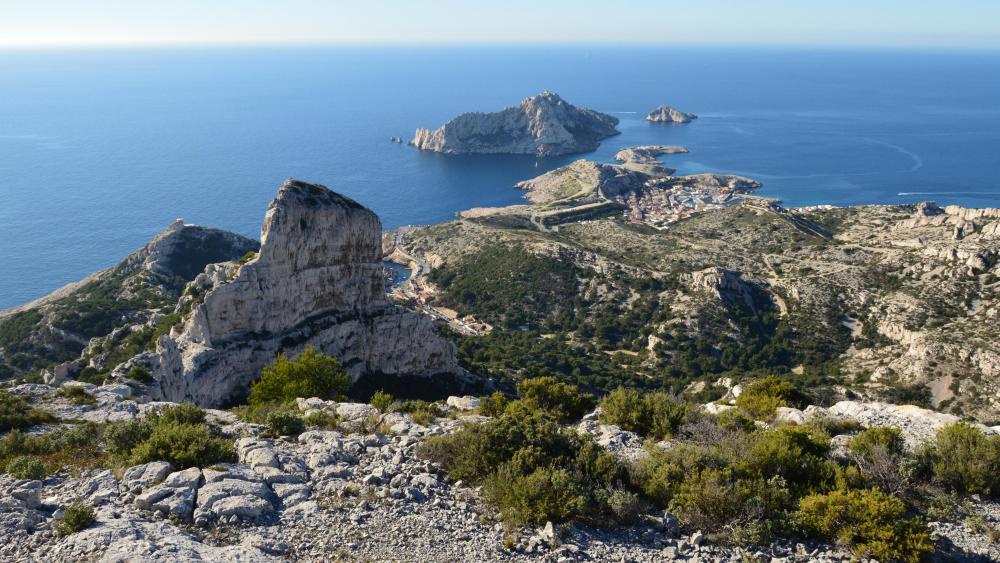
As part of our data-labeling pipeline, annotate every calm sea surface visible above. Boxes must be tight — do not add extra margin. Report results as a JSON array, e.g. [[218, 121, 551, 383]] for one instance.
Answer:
[[2, 47, 999, 309]]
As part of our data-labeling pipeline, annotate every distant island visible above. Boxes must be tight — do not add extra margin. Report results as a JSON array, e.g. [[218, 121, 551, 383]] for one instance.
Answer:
[[647, 105, 697, 123], [410, 91, 620, 156]]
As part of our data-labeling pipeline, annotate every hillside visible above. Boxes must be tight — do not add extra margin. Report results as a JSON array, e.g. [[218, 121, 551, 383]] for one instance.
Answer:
[[396, 166, 1000, 420]]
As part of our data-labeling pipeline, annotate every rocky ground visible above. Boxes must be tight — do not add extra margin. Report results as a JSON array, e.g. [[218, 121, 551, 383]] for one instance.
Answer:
[[4, 382, 1000, 562]]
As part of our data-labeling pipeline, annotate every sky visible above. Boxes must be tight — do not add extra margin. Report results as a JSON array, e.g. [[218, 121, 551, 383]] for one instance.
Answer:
[[1, 0, 998, 49]]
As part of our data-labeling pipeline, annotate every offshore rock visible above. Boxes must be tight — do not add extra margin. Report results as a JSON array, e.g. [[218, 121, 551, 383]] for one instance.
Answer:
[[150, 180, 463, 407], [410, 91, 619, 157], [646, 105, 697, 123]]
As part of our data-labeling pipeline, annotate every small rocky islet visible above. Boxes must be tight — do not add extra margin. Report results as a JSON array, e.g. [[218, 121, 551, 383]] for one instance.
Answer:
[[2, 93, 1000, 561], [647, 105, 697, 124]]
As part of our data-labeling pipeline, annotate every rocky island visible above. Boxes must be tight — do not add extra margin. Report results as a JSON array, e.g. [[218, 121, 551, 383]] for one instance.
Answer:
[[646, 105, 697, 123], [410, 91, 620, 156]]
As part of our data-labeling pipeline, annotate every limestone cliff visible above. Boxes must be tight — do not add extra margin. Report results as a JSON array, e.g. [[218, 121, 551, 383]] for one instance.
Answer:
[[646, 105, 697, 123], [410, 92, 620, 157], [149, 180, 463, 407]]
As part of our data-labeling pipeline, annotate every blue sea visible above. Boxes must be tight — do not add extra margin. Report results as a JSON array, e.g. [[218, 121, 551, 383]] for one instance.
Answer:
[[2, 47, 1000, 309]]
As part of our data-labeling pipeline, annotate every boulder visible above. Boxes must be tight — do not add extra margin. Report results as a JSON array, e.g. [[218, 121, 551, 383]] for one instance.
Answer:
[[446, 396, 480, 411], [122, 462, 174, 493]]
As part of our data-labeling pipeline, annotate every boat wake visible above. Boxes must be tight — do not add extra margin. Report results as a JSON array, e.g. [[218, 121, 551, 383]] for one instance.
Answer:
[[862, 138, 923, 172]]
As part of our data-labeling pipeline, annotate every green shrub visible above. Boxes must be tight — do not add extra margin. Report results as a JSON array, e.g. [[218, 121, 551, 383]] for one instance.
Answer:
[[669, 469, 790, 542], [0, 423, 105, 475], [607, 488, 643, 523], [735, 376, 808, 420], [479, 391, 509, 417], [235, 250, 258, 266], [634, 443, 729, 506], [418, 411, 576, 483], [804, 414, 860, 436], [55, 499, 96, 537], [5, 455, 46, 480], [76, 366, 106, 385], [849, 427, 905, 459], [397, 400, 439, 425], [921, 422, 1000, 496], [302, 410, 339, 428], [796, 489, 932, 563], [232, 399, 296, 425], [516, 376, 595, 422], [104, 419, 154, 459], [248, 346, 351, 405], [417, 409, 626, 526], [599, 388, 690, 439], [739, 425, 833, 494], [155, 403, 206, 425], [716, 408, 756, 433], [126, 366, 153, 384], [369, 390, 394, 413], [56, 385, 96, 406], [0, 390, 52, 431], [267, 411, 305, 436], [128, 421, 234, 469], [483, 464, 587, 526]]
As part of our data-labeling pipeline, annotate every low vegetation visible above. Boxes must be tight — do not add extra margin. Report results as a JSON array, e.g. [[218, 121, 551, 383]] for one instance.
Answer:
[[412, 376, 1000, 562], [919, 422, 1000, 496], [105, 404, 233, 469], [795, 489, 932, 562], [56, 385, 97, 406], [599, 387, 690, 440], [0, 390, 53, 432], [267, 411, 305, 436], [733, 375, 809, 420], [0, 423, 105, 477], [54, 499, 96, 537], [5, 455, 46, 480], [248, 346, 351, 406]]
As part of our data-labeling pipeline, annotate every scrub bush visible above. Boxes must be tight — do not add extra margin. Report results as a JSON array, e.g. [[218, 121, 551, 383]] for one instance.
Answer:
[[796, 488, 932, 562]]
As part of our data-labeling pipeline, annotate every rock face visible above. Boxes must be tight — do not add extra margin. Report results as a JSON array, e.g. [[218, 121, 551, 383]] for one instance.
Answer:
[[646, 105, 697, 123], [410, 91, 620, 157], [150, 180, 463, 407]]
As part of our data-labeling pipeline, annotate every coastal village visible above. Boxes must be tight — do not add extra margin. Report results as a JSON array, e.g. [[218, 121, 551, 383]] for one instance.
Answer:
[[613, 174, 763, 228]]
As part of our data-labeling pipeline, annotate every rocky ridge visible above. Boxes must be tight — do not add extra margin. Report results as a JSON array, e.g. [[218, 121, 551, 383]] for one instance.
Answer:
[[410, 92, 620, 157], [145, 180, 464, 407], [0, 222, 258, 381]]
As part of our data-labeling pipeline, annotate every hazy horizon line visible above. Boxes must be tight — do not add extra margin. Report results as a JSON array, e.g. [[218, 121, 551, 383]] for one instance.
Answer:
[[1, 39, 999, 53]]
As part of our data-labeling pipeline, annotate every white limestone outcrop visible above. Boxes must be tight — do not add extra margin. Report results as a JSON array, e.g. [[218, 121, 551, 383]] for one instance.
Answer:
[[149, 180, 463, 407]]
